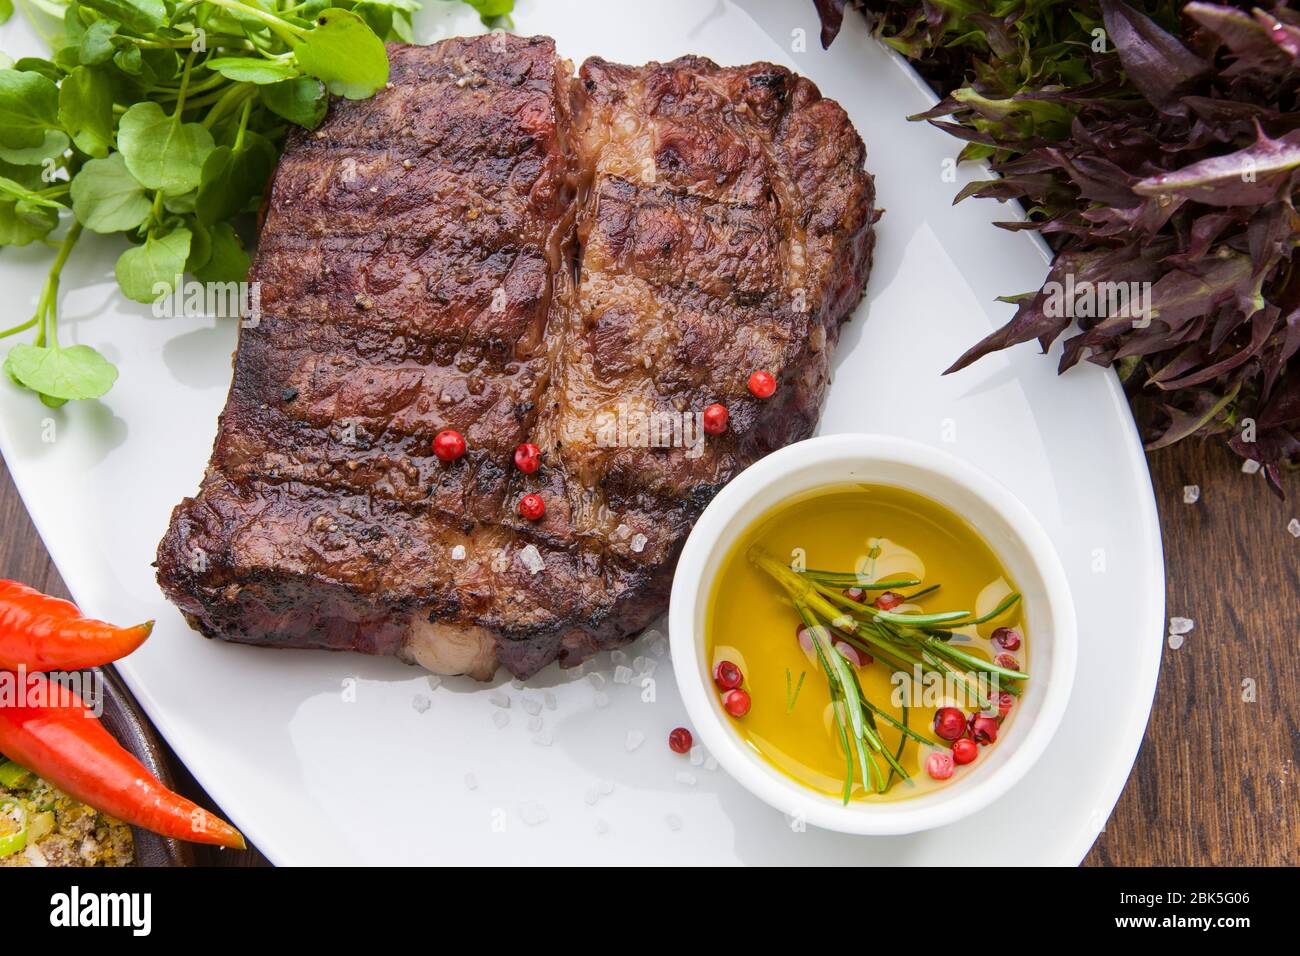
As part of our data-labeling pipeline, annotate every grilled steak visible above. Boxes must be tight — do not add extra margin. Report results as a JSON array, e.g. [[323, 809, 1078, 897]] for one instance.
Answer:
[[156, 35, 876, 680]]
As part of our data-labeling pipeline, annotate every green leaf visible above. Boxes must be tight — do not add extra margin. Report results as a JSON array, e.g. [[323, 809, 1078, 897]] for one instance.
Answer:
[[0, 197, 58, 246], [14, 58, 63, 82], [205, 56, 300, 84], [0, 129, 69, 165], [195, 131, 276, 225], [59, 66, 115, 158], [79, 19, 119, 66], [117, 101, 215, 196], [70, 153, 151, 233], [0, 70, 60, 150], [114, 227, 191, 303], [78, 0, 165, 34], [0, 0, 12, 25], [113, 45, 142, 76], [465, 0, 514, 22], [293, 9, 388, 99], [193, 220, 250, 283], [4, 343, 118, 401], [260, 76, 328, 129]]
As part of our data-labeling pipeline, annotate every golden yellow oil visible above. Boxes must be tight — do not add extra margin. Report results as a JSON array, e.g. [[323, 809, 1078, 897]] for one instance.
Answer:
[[706, 484, 1026, 801]]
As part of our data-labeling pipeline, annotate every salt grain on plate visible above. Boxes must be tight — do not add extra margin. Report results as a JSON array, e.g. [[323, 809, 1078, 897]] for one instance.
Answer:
[[519, 802, 548, 826], [532, 730, 554, 747], [613, 665, 633, 685], [522, 696, 542, 716], [412, 694, 431, 714], [1169, 616, 1195, 635], [451, 544, 466, 561], [492, 710, 510, 729], [689, 747, 704, 767], [543, 690, 557, 710], [665, 813, 683, 832], [489, 691, 510, 708], [588, 672, 606, 689], [1183, 484, 1200, 504], [426, 674, 442, 691], [651, 637, 668, 658], [594, 691, 610, 709], [595, 819, 610, 836], [1242, 459, 1262, 475], [528, 716, 543, 732], [611, 649, 628, 665], [675, 771, 697, 786], [625, 729, 645, 751], [464, 773, 478, 790], [630, 533, 647, 553], [519, 543, 545, 575], [1288, 518, 1300, 538]]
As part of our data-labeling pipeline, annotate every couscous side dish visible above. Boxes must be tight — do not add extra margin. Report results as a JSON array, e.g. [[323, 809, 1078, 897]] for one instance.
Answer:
[[0, 759, 134, 867]]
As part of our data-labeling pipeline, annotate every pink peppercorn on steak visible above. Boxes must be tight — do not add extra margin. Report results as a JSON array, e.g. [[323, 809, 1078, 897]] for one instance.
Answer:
[[156, 34, 877, 680]]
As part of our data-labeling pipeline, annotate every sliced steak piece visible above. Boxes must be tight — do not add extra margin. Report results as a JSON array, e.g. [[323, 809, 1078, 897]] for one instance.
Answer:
[[156, 38, 877, 681]]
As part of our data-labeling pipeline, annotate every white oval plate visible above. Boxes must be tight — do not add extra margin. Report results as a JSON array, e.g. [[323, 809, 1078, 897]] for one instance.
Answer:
[[0, 0, 1163, 865]]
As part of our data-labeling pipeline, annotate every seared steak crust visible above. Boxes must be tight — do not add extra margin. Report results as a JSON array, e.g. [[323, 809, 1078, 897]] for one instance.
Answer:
[[157, 36, 876, 680]]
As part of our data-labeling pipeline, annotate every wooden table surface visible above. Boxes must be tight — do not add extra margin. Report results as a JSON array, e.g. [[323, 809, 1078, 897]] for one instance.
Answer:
[[2, 439, 1296, 866]]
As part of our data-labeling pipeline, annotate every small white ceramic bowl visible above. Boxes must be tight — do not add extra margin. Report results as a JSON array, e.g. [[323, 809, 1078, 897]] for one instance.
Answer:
[[669, 433, 1077, 835]]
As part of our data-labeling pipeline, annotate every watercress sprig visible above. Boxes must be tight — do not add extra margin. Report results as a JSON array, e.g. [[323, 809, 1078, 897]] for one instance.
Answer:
[[0, 0, 514, 408]]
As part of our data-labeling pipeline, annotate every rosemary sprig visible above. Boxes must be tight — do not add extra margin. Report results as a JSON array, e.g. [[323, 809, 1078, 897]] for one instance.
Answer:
[[751, 546, 1028, 799], [785, 668, 807, 714]]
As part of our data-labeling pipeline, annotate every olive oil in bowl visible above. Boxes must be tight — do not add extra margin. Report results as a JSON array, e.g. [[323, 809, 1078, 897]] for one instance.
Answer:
[[707, 484, 1027, 802]]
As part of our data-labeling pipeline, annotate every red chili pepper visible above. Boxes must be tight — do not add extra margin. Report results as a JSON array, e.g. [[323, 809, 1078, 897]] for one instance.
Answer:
[[0, 580, 152, 672], [0, 672, 245, 849]]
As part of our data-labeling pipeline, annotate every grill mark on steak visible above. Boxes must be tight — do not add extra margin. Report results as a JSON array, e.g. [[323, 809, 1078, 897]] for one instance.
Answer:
[[157, 36, 876, 681]]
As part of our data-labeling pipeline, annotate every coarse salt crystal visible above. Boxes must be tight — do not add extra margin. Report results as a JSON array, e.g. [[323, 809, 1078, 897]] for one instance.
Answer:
[[519, 544, 545, 574], [1289, 518, 1300, 538], [625, 729, 645, 751], [451, 544, 466, 561], [464, 773, 478, 790], [527, 716, 543, 732], [689, 746, 704, 767], [587, 672, 606, 689], [1183, 485, 1200, 504], [489, 691, 510, 708], [492, 710, 510, 729], [594, 691, 610, 709], [412, 694, 431, 713], [630, 533, 648, 553], [595, 819, 610, 836], [1169, 617, 1195, 636], [651, 637, 668, 658], [665, 813, 683, 832], [532, 729, 554, 746], [675, 771, 697, 786], [426, 674, 442, 691], [1242, 459, 1262, 475], [543, 691, 557, 710], [522, 696, 542, 716], [1168, 633, 1185, 650], [519, 802, 548, 826], [611, 649, 628, 665], [613, 665, 633, 685]]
